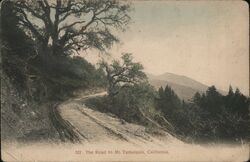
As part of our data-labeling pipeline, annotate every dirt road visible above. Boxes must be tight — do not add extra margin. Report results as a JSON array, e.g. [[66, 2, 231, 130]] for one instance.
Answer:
[[57, 92, 179, 146], [3, 92, 249, 161]]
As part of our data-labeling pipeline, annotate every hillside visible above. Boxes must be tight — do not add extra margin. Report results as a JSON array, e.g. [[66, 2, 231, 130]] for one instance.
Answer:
[[1, 71, 59, 141], [147, 72, 211, 101]]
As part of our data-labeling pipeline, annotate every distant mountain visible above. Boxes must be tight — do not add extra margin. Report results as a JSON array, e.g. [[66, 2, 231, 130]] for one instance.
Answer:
[[147, 72, 225, 101]]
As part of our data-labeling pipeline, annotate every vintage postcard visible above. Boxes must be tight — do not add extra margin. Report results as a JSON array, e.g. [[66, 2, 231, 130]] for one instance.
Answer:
[[1, 0, 249, 161]]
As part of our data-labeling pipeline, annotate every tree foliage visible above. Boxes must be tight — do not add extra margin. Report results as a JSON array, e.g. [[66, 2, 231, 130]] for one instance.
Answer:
[[100, 53, 147, 96], [156, 84, 250, 142], [156, 85, 182, 117], [1, 1, 36, 90], [12, 0, 131, 55], [1, 1, 107, 101]]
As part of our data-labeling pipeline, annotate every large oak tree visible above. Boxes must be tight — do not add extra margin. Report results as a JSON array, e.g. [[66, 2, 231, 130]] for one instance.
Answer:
[[13, 0, 131, 56]]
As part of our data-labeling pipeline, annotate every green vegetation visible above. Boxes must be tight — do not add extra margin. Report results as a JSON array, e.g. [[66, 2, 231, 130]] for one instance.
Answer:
[[12, 0, 130, 56], [87, 54, 172, 131], [87, 54, 249, 143], [1, 8, 105, 100], [1, 0, 130, 141], [1, 0, 130, 101], [156, 85, 250, 142], [1, 0, 248, 144], [87, 54, 153, 124], [99, 53, 147, 97]]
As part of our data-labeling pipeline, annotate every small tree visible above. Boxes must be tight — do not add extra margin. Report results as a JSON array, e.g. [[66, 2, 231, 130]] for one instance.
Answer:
[[100, 53, 147, 97], [228, 85, 234, 96], [192, 92, 201, 105], [156, 85, 182, 116], [204, 86, 223, 114]]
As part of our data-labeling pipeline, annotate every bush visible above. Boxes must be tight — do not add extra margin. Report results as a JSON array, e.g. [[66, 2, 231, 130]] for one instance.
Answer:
[[86, 83, 160, 125]]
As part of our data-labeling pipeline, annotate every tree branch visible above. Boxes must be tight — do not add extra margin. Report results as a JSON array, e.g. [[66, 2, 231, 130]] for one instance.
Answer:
[[14, 0, 131, 56], [59, 20, 86, 32], [15, 8, 44, 42], [15, 2, 45, 20]]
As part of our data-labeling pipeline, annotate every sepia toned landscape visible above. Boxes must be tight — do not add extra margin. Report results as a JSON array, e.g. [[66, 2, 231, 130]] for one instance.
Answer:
[[1, 0, 249, 161]]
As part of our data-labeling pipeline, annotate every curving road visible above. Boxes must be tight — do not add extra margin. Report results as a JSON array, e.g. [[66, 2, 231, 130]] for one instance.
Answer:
[[55, 92, 179, 146], [3, 92, 248, 162]]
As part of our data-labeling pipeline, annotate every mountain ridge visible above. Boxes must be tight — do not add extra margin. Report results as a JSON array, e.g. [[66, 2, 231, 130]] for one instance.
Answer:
[[146, 72, 226, 101]]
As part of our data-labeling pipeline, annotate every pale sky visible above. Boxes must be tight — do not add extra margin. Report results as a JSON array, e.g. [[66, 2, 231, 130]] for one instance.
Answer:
[[82, 1, 249, 95]]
